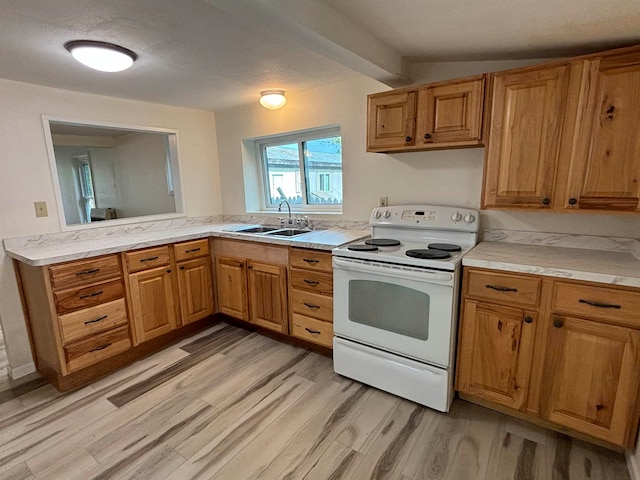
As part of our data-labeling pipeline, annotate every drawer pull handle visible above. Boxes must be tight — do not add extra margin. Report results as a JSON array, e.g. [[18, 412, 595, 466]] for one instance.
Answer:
[[140, 256, 159, 262], [303, 258, 320, 264], [76, 268, 100, 276], [305, 327, 321, 335], [84, 315, 108, 325], [89, 343, 112, 352], [185, 248, 201, 253], [485, 284, 518, 293], [79, 290, 103, 299], [578, 299, 621, 309], [303, 279, 320, 285], [304, 302, 320, 309]]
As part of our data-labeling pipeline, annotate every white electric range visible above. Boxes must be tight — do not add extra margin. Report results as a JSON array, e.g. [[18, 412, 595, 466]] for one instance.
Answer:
[[332, 204, 479, 412]]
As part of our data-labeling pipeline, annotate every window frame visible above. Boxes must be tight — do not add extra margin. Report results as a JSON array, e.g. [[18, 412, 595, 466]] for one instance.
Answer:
[[255, 126, 342, 213]]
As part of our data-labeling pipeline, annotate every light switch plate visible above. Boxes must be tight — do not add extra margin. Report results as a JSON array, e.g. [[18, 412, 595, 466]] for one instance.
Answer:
[[34, 201, 48, 217]]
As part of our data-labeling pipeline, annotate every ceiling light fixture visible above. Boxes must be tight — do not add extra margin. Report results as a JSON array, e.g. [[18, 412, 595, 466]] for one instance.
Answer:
[[259, 90, 287, 110], [64, 40, 138, 73]]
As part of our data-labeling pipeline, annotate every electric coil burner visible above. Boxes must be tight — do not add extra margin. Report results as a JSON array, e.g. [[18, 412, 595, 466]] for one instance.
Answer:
[[332, 204, 479, 412]]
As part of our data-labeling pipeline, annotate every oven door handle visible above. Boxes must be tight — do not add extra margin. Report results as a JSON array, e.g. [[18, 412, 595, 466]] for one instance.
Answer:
[[332, 257, 453, 283]]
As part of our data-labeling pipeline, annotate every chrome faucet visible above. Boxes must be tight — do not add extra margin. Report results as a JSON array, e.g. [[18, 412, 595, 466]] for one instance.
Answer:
[[278, 200, 292, 226]]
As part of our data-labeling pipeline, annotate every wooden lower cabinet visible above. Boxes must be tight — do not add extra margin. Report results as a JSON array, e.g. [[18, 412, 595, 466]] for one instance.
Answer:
[[457, 300, 536, 411], [457, 267, 640, 449], [177, 257, 214, 325], [127, 265, 177, 344], [213, 239, 288, 334], [248, 261, 288, 333], [542, 315, 640, 446]]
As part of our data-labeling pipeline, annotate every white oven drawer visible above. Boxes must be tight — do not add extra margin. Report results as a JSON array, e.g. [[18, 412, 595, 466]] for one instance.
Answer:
[[333, 337, 453, 412]]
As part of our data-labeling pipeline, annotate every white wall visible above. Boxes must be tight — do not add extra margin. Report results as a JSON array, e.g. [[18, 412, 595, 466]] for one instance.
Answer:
[[216, 62, 640, 238], [0, 79, 221, 375]]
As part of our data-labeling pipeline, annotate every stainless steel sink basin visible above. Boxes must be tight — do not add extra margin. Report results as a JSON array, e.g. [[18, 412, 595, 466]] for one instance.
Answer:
[[265, 228, 314, 237], [234, 226, 279, 233]]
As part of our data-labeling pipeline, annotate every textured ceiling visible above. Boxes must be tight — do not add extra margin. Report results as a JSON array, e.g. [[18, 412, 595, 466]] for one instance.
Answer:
[[0, 0, 638, 111]]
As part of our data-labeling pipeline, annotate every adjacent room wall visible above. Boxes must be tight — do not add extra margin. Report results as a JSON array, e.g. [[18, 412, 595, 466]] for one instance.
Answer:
[[0, 78, 221, 377], [215, 62, 640, 238]]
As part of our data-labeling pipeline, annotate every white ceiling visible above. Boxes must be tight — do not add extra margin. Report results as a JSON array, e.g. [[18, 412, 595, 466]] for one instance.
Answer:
[[1, 0, 638, 112]]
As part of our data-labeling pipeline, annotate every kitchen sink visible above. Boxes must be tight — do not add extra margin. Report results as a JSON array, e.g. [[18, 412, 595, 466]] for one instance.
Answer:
[[233, 226, 280, 233], [265, 228, 313, 237]]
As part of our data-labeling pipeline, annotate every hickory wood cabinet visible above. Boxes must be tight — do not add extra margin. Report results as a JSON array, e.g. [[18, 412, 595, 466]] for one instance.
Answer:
[[123, 239, 214, 344], [16, 238, 215, 391], [214, 238, 289, 334], [367, 75, 486, 152], [456, 267, 640, 448], [288, 248, 334, 348], [483, 44, 640, 213]]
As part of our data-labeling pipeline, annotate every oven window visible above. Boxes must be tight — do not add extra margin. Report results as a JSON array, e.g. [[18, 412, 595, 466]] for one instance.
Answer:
[[348, 280, 429, 340]]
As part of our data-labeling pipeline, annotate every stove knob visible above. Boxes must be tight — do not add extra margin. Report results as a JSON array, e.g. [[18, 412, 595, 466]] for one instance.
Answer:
[[464, 213, 476, 224], [383, 210, 391, 218], [450, 211, 462, 222], [374, 210, 382, 219]]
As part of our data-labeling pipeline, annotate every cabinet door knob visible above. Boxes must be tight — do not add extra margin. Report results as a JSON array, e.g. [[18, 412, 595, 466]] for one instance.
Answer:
[[568, 198, 577, 205], [179, 266, 185, 270], [405, 136, 412, 142], [524, 316, 533, 324], [248, 265, 253, 270], [542, 198, 551, 205], [553, 318, 564, 328], [424, 133, 432, 139], [166, 269, 171, 273]]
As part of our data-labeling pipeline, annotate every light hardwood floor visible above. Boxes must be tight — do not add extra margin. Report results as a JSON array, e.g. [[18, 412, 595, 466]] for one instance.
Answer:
[[0, 322, 630, 479]]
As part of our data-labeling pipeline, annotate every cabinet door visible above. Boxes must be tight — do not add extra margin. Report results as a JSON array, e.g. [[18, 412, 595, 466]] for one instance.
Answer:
[[177, 257, 214, 325], [542, 315, 640, 447], [565, 54, 640, 212], [483, 65, 570, 208], [457, 300, 537, 411], [416, 76, 485, 147], [215, 256, 248, 321], [248, 261, 288, 334], [128, 266, 177, 344], [367, 90, 417, 151]]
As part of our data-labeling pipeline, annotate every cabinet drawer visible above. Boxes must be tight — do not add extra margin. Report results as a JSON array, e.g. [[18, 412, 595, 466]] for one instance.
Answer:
[[54, 279, 124, 315], [291, 313, 333, 348], [552, 282, 640, 328], [49, 255, 121, 290], [291, 289, 333, 322], [174, 239, 210, 262], [289, 248, 333, 273], [58, 298, 128, 344], [125, 246, 170, 273], [64, 326, 131, 373], [466, 269, 541, 307], [290, 269, 333, 295]]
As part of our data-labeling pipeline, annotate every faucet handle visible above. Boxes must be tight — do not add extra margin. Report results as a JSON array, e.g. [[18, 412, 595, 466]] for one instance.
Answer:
[[277, 216, 285, 227]]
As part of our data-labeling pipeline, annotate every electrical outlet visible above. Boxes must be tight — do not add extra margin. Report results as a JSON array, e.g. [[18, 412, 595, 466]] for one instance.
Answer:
[[379, 196, 388, 207], [34, 201, 48, 217]]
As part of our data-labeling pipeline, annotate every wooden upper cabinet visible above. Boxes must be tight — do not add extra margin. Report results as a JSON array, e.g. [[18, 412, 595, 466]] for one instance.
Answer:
[[416, 75, 485, 148], [367, 90, 418, 152], [564, 52, 640, 212], [457, 300, 537, 411], [542, 314, 640, 447], [483, 65, 570, 209]]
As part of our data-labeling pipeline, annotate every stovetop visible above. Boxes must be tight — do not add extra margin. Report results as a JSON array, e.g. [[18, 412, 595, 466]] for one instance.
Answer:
[[332, 205, 479, 271]]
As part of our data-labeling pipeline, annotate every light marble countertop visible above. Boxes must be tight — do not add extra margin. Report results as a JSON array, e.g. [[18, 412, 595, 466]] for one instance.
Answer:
[[463, 241, 640, 288], [4, 223, 369, 266]]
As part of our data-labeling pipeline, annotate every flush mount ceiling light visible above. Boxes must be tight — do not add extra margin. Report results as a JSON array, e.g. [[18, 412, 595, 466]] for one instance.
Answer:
[[259, 90, 287, 110], [64, 40, 138, 72]]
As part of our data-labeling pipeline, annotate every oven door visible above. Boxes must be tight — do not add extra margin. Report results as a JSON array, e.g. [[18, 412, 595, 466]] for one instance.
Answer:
[[333, 256, 456, 367]]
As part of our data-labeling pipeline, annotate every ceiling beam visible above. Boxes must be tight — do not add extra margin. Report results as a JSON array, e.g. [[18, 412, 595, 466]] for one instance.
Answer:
[[205, 0, 411, 87]]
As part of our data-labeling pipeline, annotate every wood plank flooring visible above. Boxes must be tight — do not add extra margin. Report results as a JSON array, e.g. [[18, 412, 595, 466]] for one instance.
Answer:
[[0, 322, 630, 479]]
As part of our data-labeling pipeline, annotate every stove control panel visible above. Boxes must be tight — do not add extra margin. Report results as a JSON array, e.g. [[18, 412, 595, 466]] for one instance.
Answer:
[[370, 205, 479, 232]]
